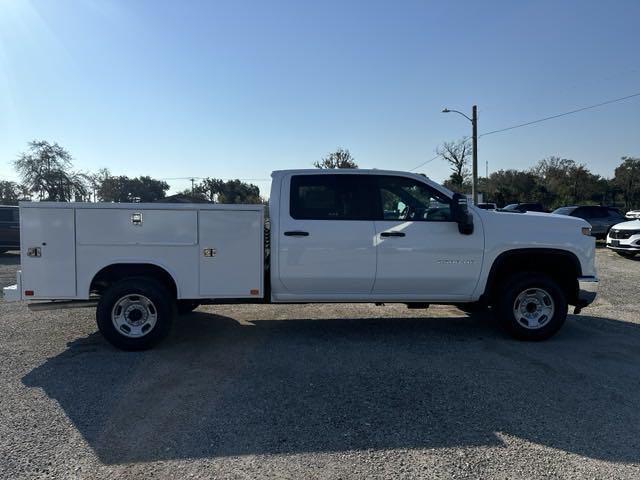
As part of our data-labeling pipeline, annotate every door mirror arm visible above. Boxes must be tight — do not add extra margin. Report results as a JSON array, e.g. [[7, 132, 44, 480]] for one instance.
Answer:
[[451, 193, 474, 235]]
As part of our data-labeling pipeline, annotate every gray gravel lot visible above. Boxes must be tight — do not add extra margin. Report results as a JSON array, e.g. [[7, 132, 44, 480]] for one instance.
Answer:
[[1, 247, 639, 479]]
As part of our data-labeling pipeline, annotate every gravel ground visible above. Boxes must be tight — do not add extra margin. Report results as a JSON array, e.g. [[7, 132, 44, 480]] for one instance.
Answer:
[[1, 247, 639, 479]]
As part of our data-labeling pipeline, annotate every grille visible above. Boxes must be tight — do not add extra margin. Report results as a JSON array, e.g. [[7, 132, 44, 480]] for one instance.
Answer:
[[609, 229, 640, 239]]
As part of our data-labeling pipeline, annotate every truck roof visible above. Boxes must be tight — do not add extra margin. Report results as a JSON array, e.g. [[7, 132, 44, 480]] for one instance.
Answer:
[[270, 169, 453, 197], [18, 202, 264, 211], [271, 168, 430, 178]]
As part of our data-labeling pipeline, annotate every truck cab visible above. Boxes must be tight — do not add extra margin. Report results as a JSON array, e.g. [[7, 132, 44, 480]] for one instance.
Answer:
[[3, 169, 598, 350]]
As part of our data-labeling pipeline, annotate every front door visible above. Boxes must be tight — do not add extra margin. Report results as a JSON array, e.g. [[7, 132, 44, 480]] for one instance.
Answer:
[[277, 174, 376, 296], [371, 175, 484, 300]]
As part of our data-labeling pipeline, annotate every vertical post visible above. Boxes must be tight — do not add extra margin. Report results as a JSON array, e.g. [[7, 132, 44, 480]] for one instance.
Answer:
[[471, 105, 478, 205], [190, 178, 195, 196]]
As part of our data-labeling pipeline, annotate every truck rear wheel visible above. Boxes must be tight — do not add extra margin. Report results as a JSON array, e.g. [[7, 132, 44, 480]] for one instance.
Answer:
[[96, 277, 176, 350], [495, 272, 568, 341]]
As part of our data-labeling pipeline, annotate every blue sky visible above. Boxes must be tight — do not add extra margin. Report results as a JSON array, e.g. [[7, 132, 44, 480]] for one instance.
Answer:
[[0, 0, 638, 196]]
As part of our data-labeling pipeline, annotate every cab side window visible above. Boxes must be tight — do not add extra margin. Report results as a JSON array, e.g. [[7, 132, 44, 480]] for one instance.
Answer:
[[290, 175, 375, 220], [375, 176, 452, 222]]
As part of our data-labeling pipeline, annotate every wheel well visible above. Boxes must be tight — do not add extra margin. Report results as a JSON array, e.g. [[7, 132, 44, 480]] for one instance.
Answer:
[[483, 249, 581, 305], [90, 263, 178, 298]]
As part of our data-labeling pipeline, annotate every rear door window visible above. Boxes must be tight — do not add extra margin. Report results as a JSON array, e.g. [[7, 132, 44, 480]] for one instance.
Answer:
[[571, 207, 589, 219], [0, 209, 17, 222], [290, 175, 375, 220], [587, 207, 607, 218]]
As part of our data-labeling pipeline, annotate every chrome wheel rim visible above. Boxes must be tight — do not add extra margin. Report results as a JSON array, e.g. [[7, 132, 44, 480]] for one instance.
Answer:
[[112, 294, 158, 338], [513, 288, 555, 330]]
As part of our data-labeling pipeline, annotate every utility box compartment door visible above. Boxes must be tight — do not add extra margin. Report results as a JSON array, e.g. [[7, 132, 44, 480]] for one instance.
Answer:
[[199, 210, 263, 298], [76, 209, 197, 246], [20, 208, 76, 298]]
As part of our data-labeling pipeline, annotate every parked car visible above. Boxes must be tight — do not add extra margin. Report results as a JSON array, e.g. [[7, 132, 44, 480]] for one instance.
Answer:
[[552, 205, 625, 239], [3, 169, 598, 350], [606, 219, 640, 258], [501, 203, 547, 213], [625, 210, 640, 220], [0, 205, 20, 254], [476, 203, 497, 210]]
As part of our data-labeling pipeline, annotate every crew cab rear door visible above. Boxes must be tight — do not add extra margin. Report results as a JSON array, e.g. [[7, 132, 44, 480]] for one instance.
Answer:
[[277, 174, 376, 296]]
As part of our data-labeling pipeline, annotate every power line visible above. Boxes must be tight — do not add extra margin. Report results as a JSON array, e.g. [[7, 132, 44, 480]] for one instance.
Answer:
[[409, 154, 440, 172], [479, 91, 640, 137]]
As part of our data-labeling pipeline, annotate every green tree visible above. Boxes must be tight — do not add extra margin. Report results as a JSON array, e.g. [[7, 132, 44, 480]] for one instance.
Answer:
[[613, 157, 640, 210], [0, 180, 25, 205], [97, 175, 169, 202], [193, 178, 262, 204], [314, 148, 358, 169], [479, 170, 543, 206], [14, 140, 89, 201], [533, 157, 607, 208]]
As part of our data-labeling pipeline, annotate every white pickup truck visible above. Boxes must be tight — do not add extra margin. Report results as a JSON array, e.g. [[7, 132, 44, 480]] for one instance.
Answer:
[[3, 169, 598, 350]]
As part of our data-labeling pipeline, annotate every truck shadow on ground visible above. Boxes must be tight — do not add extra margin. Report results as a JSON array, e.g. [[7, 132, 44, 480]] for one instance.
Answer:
[[23, 311, 640, 465]]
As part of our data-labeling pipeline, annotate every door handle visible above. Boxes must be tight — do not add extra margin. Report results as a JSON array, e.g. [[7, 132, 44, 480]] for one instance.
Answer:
[[380, 231, 405, 237], [284, 231, 309, 237]]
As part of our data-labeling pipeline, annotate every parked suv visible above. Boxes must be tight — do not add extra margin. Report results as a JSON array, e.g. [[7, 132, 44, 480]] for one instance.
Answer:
[[552, 205, 625, 239], [0, 206, 20, 253], [606, 219, 640, 258]]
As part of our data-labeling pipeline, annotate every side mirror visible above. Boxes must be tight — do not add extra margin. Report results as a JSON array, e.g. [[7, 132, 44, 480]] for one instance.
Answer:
[[452, 193, 474, 235]]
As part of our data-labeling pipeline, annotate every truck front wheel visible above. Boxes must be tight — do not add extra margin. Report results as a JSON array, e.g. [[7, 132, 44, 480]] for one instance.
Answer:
[[96, 277, 176, 350], [495, 272, 568, 341]]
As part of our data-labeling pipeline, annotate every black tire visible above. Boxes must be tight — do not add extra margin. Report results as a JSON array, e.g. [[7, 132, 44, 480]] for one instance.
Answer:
[[495, 272, 568, 341], [616, 251, 637, 259], [96, 277, 176, 351], [177, 300, 200, 314]]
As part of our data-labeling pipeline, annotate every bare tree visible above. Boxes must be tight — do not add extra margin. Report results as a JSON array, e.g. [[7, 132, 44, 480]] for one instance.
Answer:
[[314, 148, 358, 169], [437, 138, 471, 188]]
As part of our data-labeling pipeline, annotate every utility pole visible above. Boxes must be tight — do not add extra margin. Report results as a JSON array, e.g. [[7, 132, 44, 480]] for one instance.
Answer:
[[442, 104, 479, 204], [471, 105, 478, 204], [190, 178, 195, 196]]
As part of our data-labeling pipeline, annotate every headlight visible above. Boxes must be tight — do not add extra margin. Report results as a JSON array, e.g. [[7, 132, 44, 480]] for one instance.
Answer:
[[581, 226, 592, 236]]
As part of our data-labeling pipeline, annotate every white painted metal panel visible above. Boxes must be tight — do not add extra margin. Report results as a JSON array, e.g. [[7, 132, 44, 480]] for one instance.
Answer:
[[20, 208, 76, 298], [76, 244, 201, 300], [277, 219, 377, 295], [373, 217, 484, 299], [76, 209, 197, 246], [199, 210, 263, 298]]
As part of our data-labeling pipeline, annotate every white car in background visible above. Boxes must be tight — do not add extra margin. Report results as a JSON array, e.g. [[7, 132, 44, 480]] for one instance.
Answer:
[[606, 220, 640, 258], [625, 210, 640, 220]]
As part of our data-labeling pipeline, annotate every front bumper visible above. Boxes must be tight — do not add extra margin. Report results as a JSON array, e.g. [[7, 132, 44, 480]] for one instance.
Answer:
[[606, 243, 640, 252], [574, 276, 598, 313], [606, 233, 640, 251]]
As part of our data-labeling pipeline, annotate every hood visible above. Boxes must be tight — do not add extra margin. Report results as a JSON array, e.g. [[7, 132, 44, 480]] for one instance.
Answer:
[[612, 219, 640, 230], [481, 207, 589, 230]]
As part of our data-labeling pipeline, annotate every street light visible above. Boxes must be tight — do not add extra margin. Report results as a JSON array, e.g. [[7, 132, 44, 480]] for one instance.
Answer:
[[442, 105, 478, 204]]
